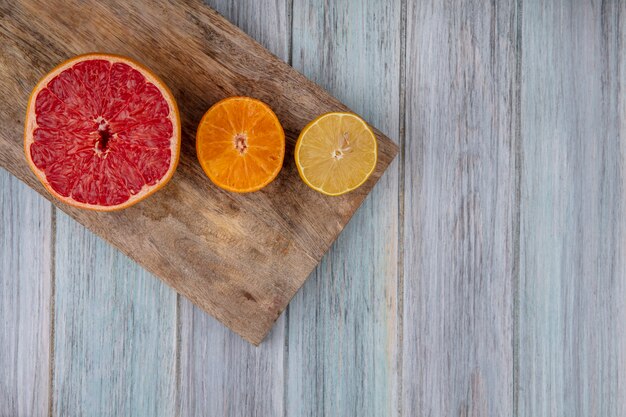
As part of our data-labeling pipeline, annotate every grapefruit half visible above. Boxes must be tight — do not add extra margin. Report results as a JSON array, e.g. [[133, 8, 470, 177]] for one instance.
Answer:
[[24, 53, 181, 211]]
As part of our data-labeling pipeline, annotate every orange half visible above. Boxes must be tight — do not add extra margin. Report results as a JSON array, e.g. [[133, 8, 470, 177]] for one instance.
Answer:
[[196, 97, 285, 193]]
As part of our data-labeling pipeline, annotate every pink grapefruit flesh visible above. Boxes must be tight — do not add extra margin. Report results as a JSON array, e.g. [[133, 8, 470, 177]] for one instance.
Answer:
[[24, 53, 181, 211]]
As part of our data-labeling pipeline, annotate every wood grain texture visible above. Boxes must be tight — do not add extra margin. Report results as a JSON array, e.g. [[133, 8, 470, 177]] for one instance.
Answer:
[[0, 0, 398, 345], [178, 1, 288, 416], [286, 1, 401, 416], [0, 169, 52, 417], [52, 211, 176, 416], [518, 1, 626, 416], [178, 305, 285, 416], [403, 1, 517, 415]]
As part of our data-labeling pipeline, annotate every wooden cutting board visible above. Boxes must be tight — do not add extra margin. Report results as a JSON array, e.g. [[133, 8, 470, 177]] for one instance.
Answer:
[[0, 0, 398, 345]]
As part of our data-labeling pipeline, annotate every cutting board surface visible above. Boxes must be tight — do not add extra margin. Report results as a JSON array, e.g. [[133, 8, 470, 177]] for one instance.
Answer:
[[0, 0, 398, 344]]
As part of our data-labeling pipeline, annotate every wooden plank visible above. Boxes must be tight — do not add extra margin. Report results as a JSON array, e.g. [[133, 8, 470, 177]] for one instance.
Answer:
[[206, 0, 290, 57], [0, 169, 52, 417], [518, 1, 626, 416], [402, 1, 517, 415], [0, 0, 397, 344], [286, 1, 401, 416], [52, 211, 177, 416], [178, 308, 285, 416], [177, 1, 288, 416]]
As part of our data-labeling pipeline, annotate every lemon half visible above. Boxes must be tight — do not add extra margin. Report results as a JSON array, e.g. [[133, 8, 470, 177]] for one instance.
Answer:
[[295, 112, 378, 196]]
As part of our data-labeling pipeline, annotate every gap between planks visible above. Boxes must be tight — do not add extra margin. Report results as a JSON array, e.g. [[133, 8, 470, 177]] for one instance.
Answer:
[[48, 209, 56, 417], [175, 294, 182, 417], [512, 0, 524, 415], [283, 2, 294, 416], [396, 0, 408, 415]]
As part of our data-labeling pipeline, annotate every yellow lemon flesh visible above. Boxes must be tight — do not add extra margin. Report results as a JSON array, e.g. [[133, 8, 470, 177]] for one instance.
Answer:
[[295, 112, 378, 196]]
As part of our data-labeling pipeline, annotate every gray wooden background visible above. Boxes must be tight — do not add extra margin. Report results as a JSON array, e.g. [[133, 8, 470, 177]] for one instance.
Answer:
[[1, 0, 625, 416]]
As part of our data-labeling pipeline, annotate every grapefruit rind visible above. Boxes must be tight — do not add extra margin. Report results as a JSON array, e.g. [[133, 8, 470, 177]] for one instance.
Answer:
[[24, 53, 181, 211]]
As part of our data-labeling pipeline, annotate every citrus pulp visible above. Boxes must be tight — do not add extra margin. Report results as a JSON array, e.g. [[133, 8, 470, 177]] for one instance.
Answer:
[[295, 112, 377, 196], [24, 53, 181, 211], [196, 96, 285, 193]]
